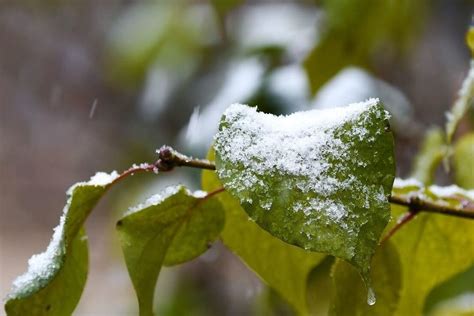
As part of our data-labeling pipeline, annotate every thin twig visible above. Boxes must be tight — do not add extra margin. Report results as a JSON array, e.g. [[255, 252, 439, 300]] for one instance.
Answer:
[[110, 146, 217, 186], [157, 146, 216, 170], [195, 187, 227, 208], [202, 187, 226, 200], [111, 163, 157, 185]]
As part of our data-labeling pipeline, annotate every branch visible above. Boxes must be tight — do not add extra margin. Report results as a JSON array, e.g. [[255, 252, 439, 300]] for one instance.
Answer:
[[156, 146, 216, 171], [202, 187, 226, 200], [111, 163, 158, 185], [113, 146, 474, 224], [109, 146, 216, 187], [389, 194, 474, 219], [382, 193, 474, 242]]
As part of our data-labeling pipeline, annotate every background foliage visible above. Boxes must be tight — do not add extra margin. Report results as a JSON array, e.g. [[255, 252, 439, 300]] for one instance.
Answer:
[[1, 0, 473, 315]]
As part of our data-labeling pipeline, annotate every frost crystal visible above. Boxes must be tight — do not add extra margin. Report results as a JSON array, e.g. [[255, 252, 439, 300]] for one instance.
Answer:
[[87, 171, 119, 186]]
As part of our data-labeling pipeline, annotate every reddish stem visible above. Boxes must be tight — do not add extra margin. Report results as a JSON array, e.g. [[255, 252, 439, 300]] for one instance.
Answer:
[[111, 163, 158, 186], [381, 210, 419, 243], [202, 187, 226, 200]]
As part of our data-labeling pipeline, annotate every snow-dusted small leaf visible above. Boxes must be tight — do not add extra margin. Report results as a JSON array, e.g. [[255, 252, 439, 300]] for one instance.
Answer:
[[5, 171, 119, 316], [117, 186, 224, 316], [214, 100, 395, 297], [202, 150, 325, 315]]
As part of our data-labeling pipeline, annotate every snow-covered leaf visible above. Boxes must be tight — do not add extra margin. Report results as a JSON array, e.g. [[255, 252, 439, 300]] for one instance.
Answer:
[[202, 150, 326, 315], [117, 186, 224, 316], [5, 171, 119, 316], [214, 100, 395, 296]]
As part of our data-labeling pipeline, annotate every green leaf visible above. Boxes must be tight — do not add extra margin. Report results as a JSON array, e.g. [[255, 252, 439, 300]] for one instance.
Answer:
[[5, 171, 118, 316], [410, 128, 445, 185], [330, 241, 401, 315], [391, 206, 474, 316], [202, 150, 326, 315], [424, 265, 474, 316], [454, 133, 474, 189], [213, 101, 395, 291], [428, 303, 474, 316], [105, 2, 206, 88], [116, 186, 224, 316], [210, 0, 242, 19], [468, 26, 474, 57], [306, 257, 336, 316], [390, 181, 474, 316], [304, 34, 366, 94], [253, 287, 297, 316], [305, 0, 427, 92]]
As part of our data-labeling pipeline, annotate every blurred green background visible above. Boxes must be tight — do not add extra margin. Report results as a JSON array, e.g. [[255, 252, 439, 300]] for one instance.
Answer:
[[0, 0, 472, 315]]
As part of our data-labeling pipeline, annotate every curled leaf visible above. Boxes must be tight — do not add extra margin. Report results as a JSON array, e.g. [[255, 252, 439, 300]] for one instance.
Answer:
[[5, 171, 118, 316]]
